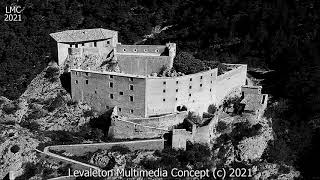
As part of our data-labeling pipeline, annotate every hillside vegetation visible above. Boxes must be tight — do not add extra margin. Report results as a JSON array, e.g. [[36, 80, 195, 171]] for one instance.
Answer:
[[1, 0, 320, 178]]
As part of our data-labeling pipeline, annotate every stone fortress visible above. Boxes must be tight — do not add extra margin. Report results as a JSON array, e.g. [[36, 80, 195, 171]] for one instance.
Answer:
[[50, 28, 267, 148], [50, 28, 247, 118]]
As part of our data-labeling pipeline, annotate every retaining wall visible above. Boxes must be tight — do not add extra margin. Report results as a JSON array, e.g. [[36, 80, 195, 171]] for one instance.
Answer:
[[126, 111, 188, 130], [48, 139, 165, 157], [108, 118, 168, 139]]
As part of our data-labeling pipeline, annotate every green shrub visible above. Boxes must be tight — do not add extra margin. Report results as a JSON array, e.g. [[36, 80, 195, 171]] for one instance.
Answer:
[[173, 52, 206, 74], [83, 109, 95, 117], [216, 121, 228, 133], [230, 122, 263, 145], [45, 94, 65, 112], [109, 145, 131, 154], [15, 163, 38, 180], [44, 66, 60, 82], [140, 158, 161, 169], [25, 109, 47, 121], [208, 104, 218, 114], [66, 99, 78, 106], [185, 111, 202, 124], [2, 103, 19, 114], [20, 120, 40, 131]]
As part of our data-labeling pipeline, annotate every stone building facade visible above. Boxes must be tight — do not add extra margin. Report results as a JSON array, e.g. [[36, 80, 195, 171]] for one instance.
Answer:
[[70, 64, 247, 117], [50, 28, 247, 118]]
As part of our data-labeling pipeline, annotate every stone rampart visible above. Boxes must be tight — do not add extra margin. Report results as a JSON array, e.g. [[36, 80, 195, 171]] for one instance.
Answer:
[[108, 118, 168, 139], [47, 139, 164, 157], [126, 111, 188, 130]]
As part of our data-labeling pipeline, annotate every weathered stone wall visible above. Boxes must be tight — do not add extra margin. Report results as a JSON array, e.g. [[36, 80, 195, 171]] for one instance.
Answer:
[[215, 64, 247, 104], [145, 68, 218, 116], [172, 129, 192, 150], [47, 139, 165, 157], [71, 70, 146, 117], [116, 44, 167, 55], [241, 85, 262, 95], [57, 43, 70, 65], [108, 118, 168, 139], [126, 111, 188, 130], [116, 55, 171, 76], [192, 116, 218, 144]]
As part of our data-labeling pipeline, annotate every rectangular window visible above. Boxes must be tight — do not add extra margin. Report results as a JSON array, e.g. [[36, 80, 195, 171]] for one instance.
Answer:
[[176, 89, 178, 92], [163, 89, 166, 93], [69, 44, 72, 48], [85, 80, 88, 84], [119, 92, 124, 95], [110, 94, 114, 99], [200, 76, 203, 79], [200, 84, 203, 87], [189, 93, 191, 97], [109, 82, 113, 88], [129, 84, 134, 91], [190, 78, 192, 81], [106, 105, 109, 109], [82, 43, 85, 46], [94, 42, 97, 47], [107, 41, 110, 44], [130, 96, 134, 102], [75, 44, 78, 48], [176, 98, 178, 101], [163, 98, 166, 102], [129, 77, 133, 81], [110, 75, 113, 79], [163, 81, 166, 85], [130, 109, 134, 113], [75, 80, 78, 84], [118, 107, 122, 112], [189, 86, 192, 89], [176, 81, 179, 84]]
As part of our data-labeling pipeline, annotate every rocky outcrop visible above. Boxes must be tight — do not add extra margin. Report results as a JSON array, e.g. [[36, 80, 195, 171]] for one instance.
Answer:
[[236, 124, 273, 162], [253, 162, 300, 180], [0, 124, 40, 179]]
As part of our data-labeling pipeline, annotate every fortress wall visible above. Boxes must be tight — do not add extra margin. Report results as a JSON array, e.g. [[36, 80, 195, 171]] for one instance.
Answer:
[[57, 43, 70, 65], [192, 116, 218, 144], [116, 44, 166, 55], [172, 129, 193, 150], [48, 139, 164, 157], [71, 70, 146, 117], [241, 85, 262, 95], [145, 69, 218, 116], [214, 65, 247, 104], [126, 111, 188, 130], [116, 55, 171, 76], [108, 118, 168, 139]]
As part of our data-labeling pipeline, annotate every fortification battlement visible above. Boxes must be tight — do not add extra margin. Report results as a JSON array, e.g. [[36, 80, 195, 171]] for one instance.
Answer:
[[116, 43, 176, 57], [70, 67, 218, 79]]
